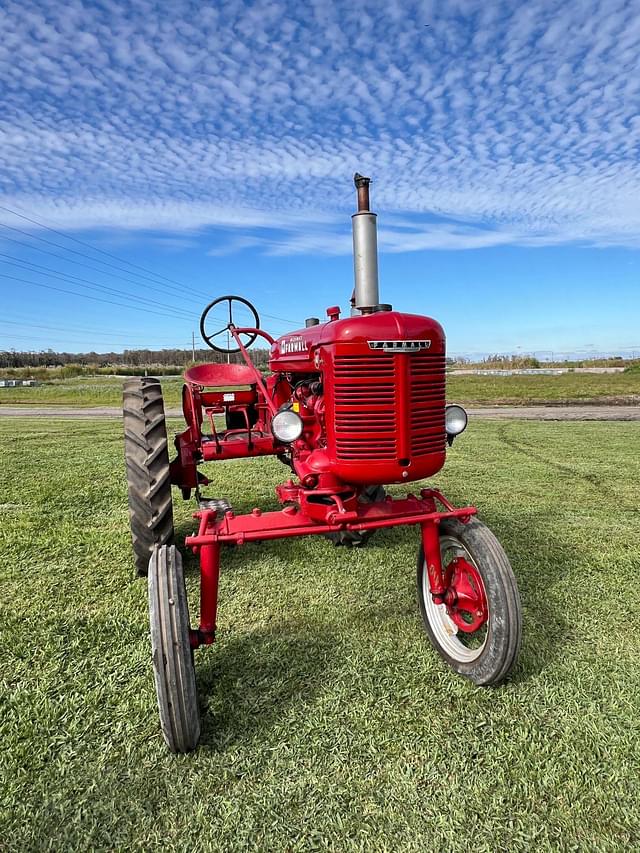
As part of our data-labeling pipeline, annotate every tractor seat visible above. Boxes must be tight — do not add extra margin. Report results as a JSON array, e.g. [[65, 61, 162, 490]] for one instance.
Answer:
[[184, 363, 256, 388]]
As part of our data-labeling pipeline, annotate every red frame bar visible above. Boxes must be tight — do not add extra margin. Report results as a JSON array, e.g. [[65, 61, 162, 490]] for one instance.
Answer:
[[230, 326, 278, 416], [187, 489, 476, 647], [198, 542, 220, 644]]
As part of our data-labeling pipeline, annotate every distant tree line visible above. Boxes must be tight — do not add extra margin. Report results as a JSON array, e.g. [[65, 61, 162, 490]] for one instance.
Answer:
[[452, 353, 633, 369], [0, 347, 271, 371]]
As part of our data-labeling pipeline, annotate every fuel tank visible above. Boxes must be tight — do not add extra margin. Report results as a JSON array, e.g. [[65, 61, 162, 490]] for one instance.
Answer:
[[270, 309, 447, 486]]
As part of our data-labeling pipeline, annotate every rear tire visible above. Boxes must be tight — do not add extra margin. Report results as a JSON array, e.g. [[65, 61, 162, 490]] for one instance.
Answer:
[[417, 517, 521, 685], [325, 485, 386, 547], [148, 545, 200, 753], [123, 377, 174, 576]]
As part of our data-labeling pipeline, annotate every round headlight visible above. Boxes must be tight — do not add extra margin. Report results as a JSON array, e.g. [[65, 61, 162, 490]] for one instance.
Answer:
[[271, 409, 303, 443], [445, 404, 468, 436]]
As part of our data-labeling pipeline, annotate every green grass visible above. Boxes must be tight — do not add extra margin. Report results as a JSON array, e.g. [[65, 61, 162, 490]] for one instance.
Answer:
[[447, 370, 640, 405], [1, 418, 639, 850], [1, 370, 640, 408], [0, 375, 184, 408]]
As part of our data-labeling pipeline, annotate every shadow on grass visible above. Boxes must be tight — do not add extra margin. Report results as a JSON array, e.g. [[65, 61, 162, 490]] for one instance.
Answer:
[[444, 502, 574, 684], [176, 493, 575, 697], [195, 618, 342, 752]]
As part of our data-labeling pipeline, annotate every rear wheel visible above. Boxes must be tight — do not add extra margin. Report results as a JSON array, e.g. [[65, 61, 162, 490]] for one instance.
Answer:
[[123, 377, 174, 576], [148, 545, 200, 753], [325, 485, 386, 547], [417, 517, 521, 685]]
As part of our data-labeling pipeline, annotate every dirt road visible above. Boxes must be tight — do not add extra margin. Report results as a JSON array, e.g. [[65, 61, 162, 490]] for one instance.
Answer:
[[1, 405, 639, 420]]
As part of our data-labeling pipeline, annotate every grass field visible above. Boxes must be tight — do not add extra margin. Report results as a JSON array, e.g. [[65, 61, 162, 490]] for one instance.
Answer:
[[0, 375, 185, 408], [1, 370, 639, 408], [448, 371, 640, 405], [1, 418, 639, 850]]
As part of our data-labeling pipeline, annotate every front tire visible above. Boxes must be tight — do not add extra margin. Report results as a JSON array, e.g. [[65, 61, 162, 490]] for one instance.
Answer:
[[417, 517, 521, 686], [148, 545, 200, 753], [123, 377, 174, 576]]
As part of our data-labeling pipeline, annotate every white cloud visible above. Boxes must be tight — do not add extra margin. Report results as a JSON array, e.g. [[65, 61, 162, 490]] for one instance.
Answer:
[[1, 0, 640, 253]]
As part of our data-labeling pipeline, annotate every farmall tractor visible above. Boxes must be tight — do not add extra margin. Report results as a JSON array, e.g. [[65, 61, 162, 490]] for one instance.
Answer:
[[123, 175, 522, 753]]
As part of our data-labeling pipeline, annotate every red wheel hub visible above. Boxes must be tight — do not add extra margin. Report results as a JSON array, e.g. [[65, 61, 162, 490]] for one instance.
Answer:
[[443, 556, 488, 633]]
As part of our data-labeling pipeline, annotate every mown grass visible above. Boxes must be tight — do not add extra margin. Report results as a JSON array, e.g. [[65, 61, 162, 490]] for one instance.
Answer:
[[0, 375, 184, 408], [1, 370, 639, 408], [1, 418, 639, 851], [447, 370, 640, 405]]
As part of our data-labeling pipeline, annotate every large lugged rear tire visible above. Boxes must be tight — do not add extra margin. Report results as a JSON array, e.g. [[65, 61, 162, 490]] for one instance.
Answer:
[[123, 377, 174, 576], [148, 545, 200, 753], [417, 517, 522, 686]]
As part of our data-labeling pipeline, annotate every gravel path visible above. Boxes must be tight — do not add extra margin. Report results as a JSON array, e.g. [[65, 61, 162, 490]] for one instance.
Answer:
[[1, 405, 639, 420], [466, 405, 640, 421]]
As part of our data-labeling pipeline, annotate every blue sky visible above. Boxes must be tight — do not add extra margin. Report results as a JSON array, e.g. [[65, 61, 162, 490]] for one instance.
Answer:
[[1, 0, 639, 357]]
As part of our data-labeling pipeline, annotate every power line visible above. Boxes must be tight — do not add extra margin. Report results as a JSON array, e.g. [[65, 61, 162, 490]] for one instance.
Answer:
[[0, 272, 199, 321], [0, 208, 200, 293], [0, 254, 196, 320], [0, 220, 205, 303], [0, 332, 178, 348], [0, 205, 305, 326], [0, 258, 257, 329], [0, 229, 302, 331], [0, 334, 273, 354], [0, 322, 221, 352], [0, 317, 172, 342], [0, 210, 302, 326], [0, 201, 201, 291]]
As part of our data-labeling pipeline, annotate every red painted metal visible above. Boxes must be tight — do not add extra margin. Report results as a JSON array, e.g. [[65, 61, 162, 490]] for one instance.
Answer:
[[184, 362, 257, 387], [230, 326, 278, 416], [443, 556, 488, 633], [186, 488, 476, 647], [421, 519, 446, 600], [197, 542, 220, 644], [167, 295, 475, 650], [267, 310, 447, 487]]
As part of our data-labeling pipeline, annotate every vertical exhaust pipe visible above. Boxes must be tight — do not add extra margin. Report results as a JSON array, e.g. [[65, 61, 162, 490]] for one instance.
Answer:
[[352, 173, 380, 313]]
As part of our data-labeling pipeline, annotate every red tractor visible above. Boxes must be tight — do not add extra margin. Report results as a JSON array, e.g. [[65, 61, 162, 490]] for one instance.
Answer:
[[123, 175, 521, 753]]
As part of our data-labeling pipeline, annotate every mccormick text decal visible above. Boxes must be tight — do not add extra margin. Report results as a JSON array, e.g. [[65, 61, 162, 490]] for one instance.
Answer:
[[281, 336, 308, 355]]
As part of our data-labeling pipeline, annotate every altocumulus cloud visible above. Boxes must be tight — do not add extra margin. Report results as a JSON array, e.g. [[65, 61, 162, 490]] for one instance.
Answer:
[[1, 0, 639, 254]]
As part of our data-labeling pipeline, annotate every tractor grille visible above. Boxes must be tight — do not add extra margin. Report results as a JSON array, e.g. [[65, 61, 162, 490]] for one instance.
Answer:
[[410, 352, 447, 455], [333, 351, 446, 462], [333, 354, 396, 460]]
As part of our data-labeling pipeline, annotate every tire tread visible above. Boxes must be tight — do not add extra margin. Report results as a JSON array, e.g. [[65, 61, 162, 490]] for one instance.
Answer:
[[148, 545, 200, 752], [417, 517, 522, 686], [123, 377, 174, 576]]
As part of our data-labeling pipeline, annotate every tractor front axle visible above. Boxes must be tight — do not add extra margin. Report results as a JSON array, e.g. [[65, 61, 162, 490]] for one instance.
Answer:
[[186, 489, 476, 648]]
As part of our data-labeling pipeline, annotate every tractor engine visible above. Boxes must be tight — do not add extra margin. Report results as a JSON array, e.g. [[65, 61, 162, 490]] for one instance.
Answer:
[[269, 310, 446, 489], [268, 175, 448, 492]]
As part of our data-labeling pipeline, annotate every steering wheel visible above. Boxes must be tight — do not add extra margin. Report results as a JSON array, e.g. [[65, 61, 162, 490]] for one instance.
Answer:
[[199, 295, 260, 353]]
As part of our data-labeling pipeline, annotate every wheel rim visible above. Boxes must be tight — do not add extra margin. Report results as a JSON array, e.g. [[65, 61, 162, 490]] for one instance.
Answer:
[[422, 535, 489, 663]]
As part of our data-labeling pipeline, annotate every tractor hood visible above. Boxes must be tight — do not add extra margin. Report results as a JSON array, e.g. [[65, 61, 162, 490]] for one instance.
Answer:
[[269, 309, 445, 373]]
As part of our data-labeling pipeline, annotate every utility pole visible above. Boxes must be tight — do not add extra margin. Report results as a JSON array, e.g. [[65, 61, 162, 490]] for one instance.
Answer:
[[192, 331, 195, 363]]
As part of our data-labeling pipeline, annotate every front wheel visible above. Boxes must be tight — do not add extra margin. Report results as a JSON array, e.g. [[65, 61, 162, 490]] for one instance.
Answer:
[[148, 545, 200, 752], [417, 517, 521, 686]]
